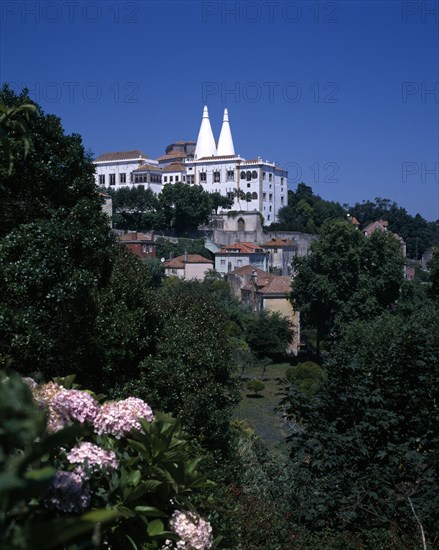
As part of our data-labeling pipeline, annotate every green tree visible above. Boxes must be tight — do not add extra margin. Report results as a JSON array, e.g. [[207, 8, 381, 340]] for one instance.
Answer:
[[118, 281, 240, 452], [0, 85, 100, 236], [159, 182, 211, 234], [291, 219, 405, 349], [107, 185, 164, 230], [285, 361, 325, 397], [209, 191, 233, 214], [283, 305, 439, 542], [243, 309, 292, 359], [272, 183, 345, 233], [246, 379, 265, 396], [428, 247, 439, 299], [0, 200, 115, 381]]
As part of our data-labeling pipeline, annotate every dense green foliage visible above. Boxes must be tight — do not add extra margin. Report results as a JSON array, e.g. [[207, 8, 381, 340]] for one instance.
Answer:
[[270, 183, 346, 233], [283, 304, 439, 542], [271, 184, 438, 260], [286, 361, 325, 397], [291, 219, 405, 346], [0, 85, 100, 237], [349, 196, 438, 258], [107, 184, 231, 234]]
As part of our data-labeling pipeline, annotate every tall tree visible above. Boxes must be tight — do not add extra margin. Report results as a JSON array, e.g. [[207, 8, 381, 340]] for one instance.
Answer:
[[0, 85, 100, 236], [159, 182, 211, 234], [291, 219, 405, 348]]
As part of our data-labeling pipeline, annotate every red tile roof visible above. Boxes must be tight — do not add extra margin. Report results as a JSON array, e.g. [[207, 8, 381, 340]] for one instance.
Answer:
[[218, 242, 266, 254], [162, 163, 185, 173], [164, 254, 213, 268], [157, 151, 187, 161], [95, 150, 148, 162], [241, 274, 291, 295], [261, 237, 298, 248], [132, 163, 162, 172], [119, 231, 154, 243]]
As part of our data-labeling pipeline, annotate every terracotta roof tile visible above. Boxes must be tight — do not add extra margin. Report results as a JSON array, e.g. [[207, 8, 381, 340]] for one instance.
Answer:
[[218, 242, 266, 254], [164, 254, 213, 267], [261, 237, 298, 248], [157, 151, 187, 161], [162, 163, 185, 173], [132, 163, 162, 172], [95, 150, 148, 162], [119, 231, 154, 243]]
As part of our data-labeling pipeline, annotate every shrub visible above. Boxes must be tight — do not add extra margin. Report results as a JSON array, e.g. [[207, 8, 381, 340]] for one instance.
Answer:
[[246, 379, 265, 396], [0, 371, 215, 549]]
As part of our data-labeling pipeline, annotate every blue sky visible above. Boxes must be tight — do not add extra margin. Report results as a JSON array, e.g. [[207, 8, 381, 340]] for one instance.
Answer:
[[1, 0, 438, 220]]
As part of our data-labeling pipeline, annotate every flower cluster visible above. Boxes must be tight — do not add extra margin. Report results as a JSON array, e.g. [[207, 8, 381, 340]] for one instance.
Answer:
[[44, 470, 90, 513], [51, 389, 100, 425], [67, 442, 119, 476], [163, 510, 213, 550], [94, 397, 154, 439]]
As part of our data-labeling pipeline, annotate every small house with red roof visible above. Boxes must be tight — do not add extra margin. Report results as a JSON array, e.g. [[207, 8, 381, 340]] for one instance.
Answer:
[[163, 253, 213, 280], [118, 231, 156, 258]]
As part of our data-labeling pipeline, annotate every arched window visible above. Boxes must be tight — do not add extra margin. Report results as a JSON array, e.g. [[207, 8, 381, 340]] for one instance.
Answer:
[[246, 171, 252, 181], [252, 192, 258, 200], [240, 171, 246, 180], [237, 217, 245, 231], [251, 170, 258, 179]]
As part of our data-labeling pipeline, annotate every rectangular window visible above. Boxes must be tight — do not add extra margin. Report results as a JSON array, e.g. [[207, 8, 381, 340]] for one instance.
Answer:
[[120, 173, 126, 183], [263, 192, 266, 200], [170, 176, 173, 182], [164, 176, 167, 183], [269, 173, 272, 182], [220, 259, 226, 266], [247, 183, 251, 188], [281, 196, 284, 205], [99, 174, 105, 185], [263, 171, 266, 180], [269, 194, 273, 202], [109, 173, 116, 185], [199, 172, 207, 182], [281, 177, 283, 184], [269, 205, 272, 212], [175, 175, 179, 182], [213, 171, 220, 183], [227, 170, 234, 181], [182, 175, 186, 182]]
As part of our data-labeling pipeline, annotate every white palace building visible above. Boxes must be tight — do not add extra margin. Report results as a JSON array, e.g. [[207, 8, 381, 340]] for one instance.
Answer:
[[94, 107, 288, 225]]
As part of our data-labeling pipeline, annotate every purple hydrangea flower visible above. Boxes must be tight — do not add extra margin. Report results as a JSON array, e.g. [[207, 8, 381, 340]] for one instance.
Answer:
[[163, 510, 213, 550], [93, 397, 154, 439], [67, 442, 118, 476], [44, 470, 90, 513]]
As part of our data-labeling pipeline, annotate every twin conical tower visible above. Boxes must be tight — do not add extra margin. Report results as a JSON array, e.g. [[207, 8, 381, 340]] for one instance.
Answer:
[[194, 106, 235, 159]]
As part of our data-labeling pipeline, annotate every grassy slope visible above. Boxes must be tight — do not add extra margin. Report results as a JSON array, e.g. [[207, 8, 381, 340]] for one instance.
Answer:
[[234, 363, 292, 455]]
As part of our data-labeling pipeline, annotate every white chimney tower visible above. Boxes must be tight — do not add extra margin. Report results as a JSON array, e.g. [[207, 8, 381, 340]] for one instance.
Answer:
[[216, 108, 235, 156], [194, 106, 217, 159]]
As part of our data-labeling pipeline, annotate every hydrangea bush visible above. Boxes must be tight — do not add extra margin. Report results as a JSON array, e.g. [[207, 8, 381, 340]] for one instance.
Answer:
[[1, 372, 215, 550]]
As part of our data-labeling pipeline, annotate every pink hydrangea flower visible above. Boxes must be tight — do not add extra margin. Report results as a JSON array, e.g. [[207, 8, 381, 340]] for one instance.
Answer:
[[163, 510, 213, 550], [67, 442, 118, 476], [93, 397, 154, 439], [50, 389, 100, 426], [44, 470, 90, 513]]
